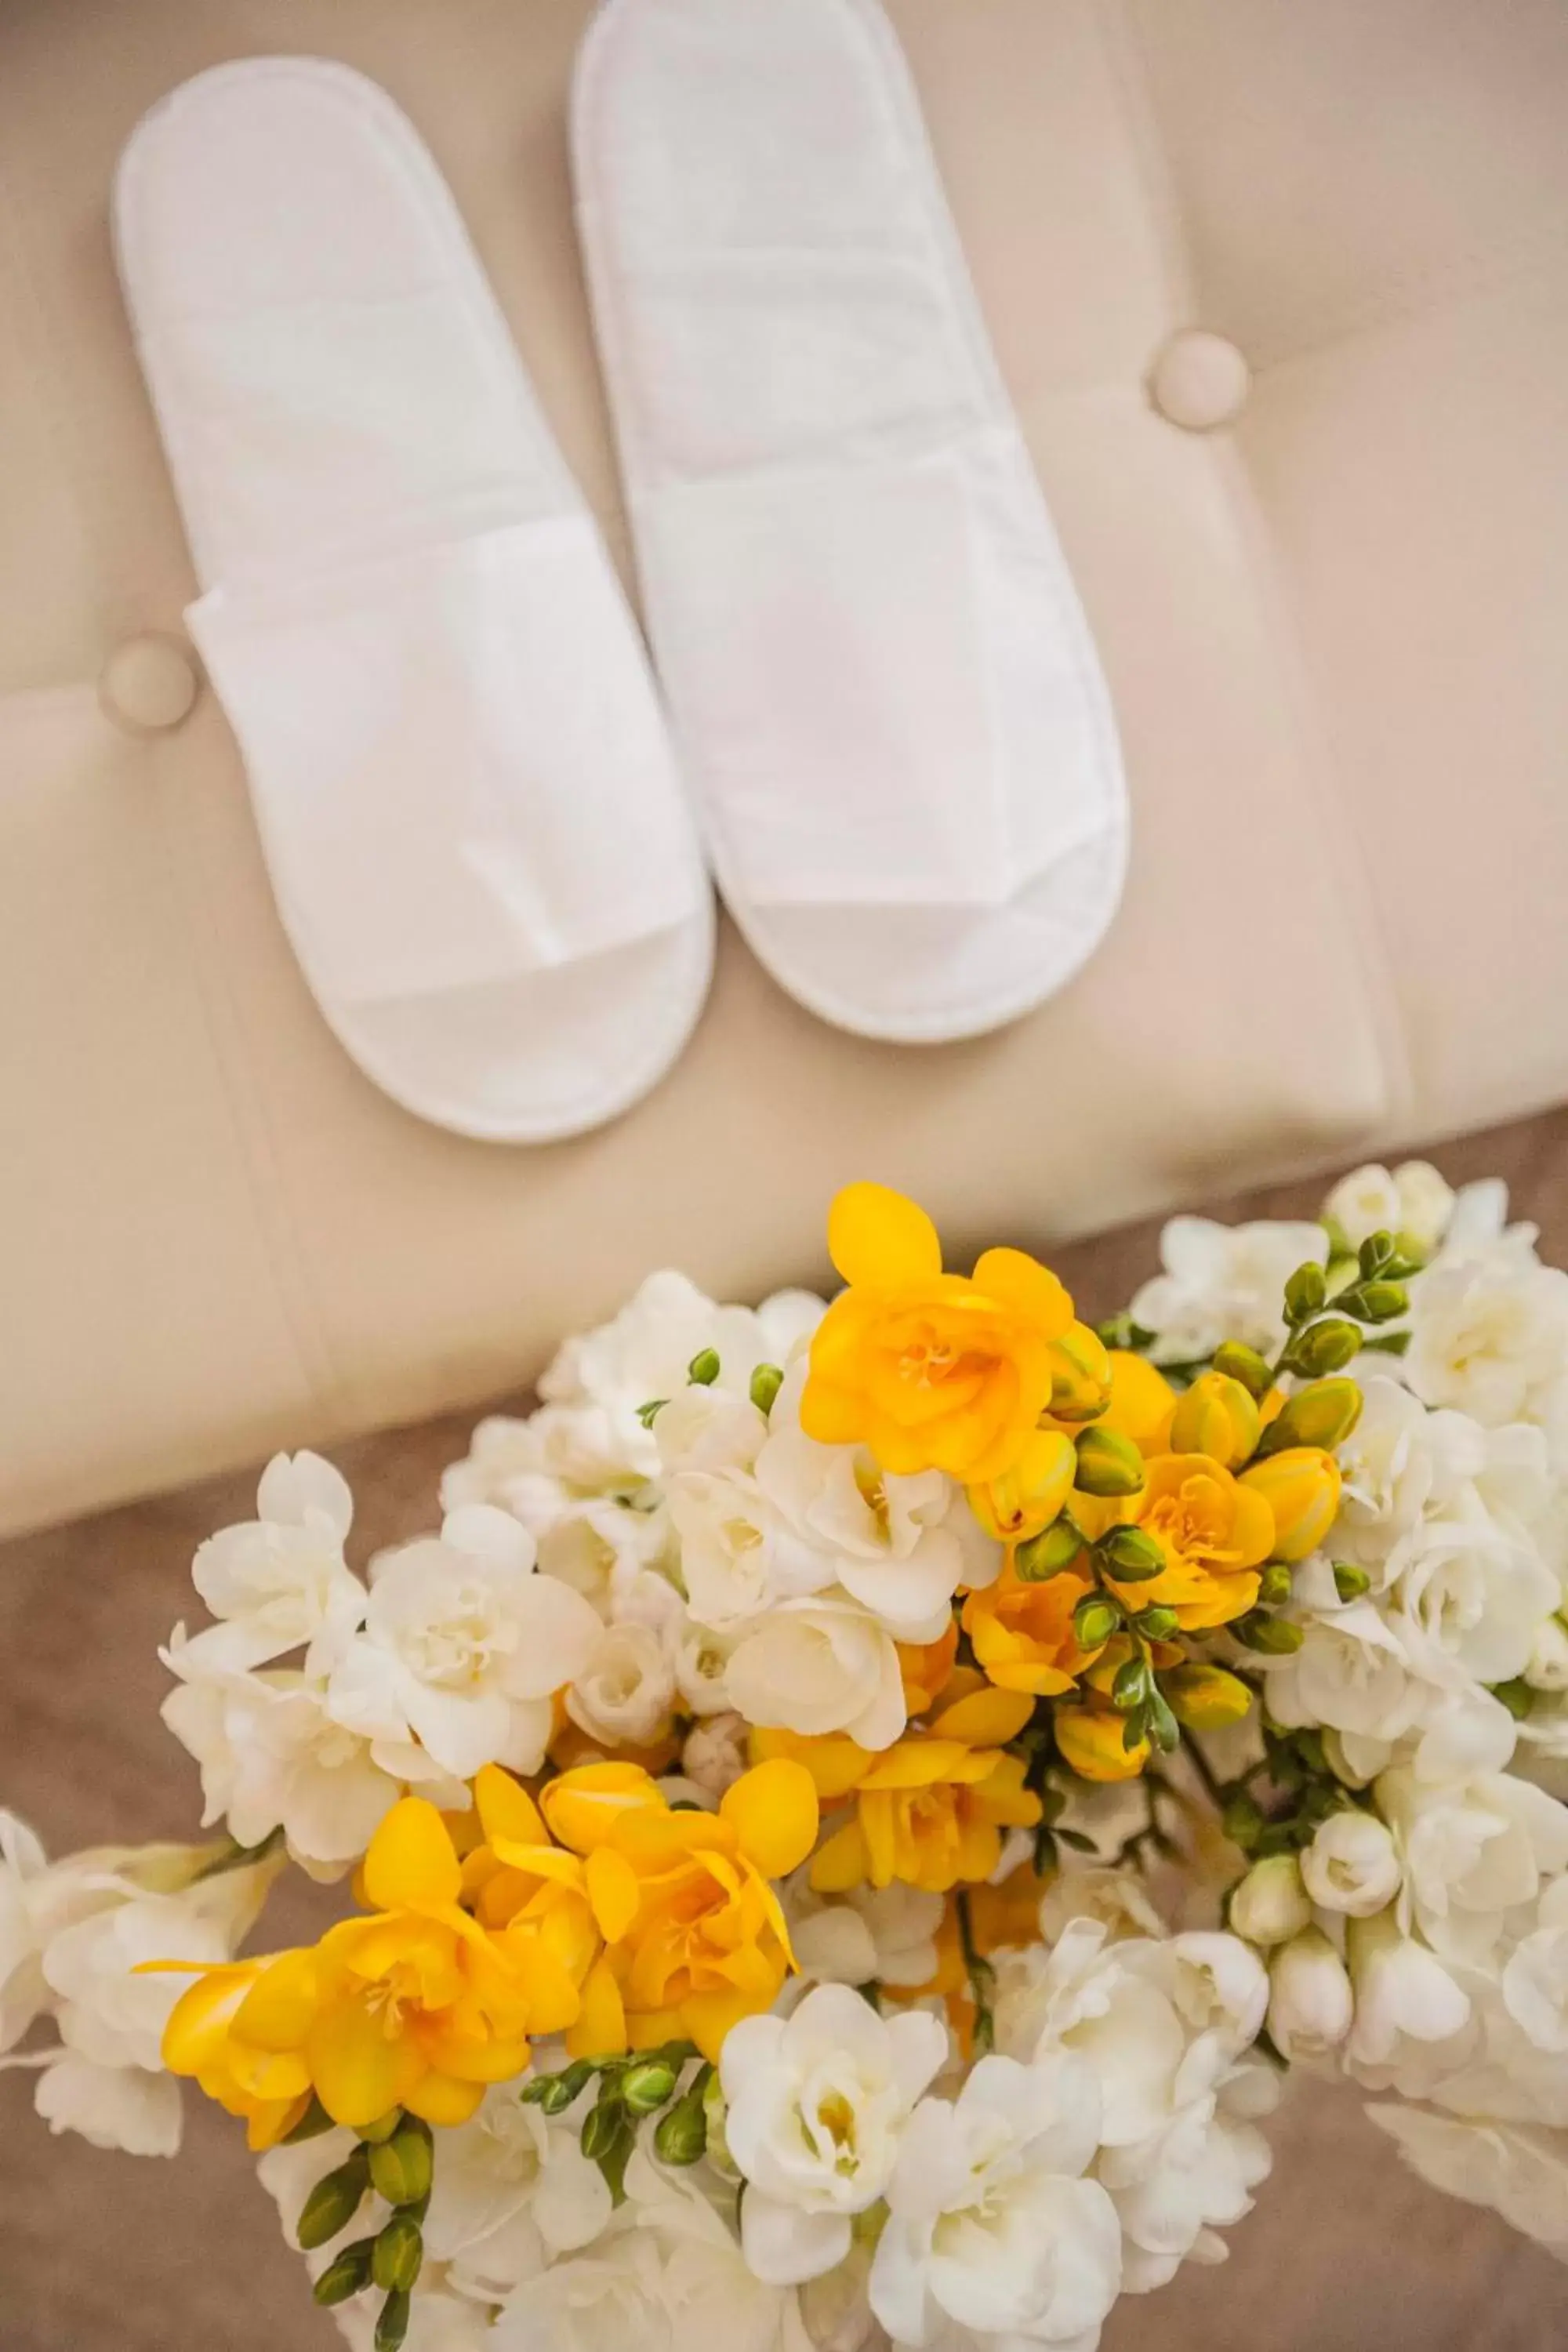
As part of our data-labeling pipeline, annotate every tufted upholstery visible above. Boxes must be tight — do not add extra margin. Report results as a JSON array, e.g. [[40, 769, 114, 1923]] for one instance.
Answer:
[[2, 0, 1566, 1534]]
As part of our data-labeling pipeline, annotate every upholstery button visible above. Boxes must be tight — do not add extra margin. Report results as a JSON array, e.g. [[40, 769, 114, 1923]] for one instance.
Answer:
[[1149, 330, 1250, 431], [99, 632, 201, 734]]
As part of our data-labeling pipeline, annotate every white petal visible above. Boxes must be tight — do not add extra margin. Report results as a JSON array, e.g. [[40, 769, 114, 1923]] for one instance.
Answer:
[[742, 2192, 851, 2287], [34, 2053, 182, 2156]]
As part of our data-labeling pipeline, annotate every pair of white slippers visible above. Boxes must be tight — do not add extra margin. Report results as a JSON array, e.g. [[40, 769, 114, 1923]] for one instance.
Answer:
[[116, 0, 1127, 1143]]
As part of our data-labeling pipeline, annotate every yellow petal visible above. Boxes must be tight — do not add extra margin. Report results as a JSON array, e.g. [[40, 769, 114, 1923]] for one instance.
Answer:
[[827, 1183, 942, 1289], [161, 1965, 252, 2077], [681, 1985, 768, 2064], [231, 1949, 322, 2053], [750, 1726, 871, 1802], [362, 1798, 462, 1914], [474, 1763, 548, 1849], [566, 1955, 627, 2060], [306, 1995, 419, 2127], [402, 2071, 487, 2127], [972, 1248, 1073, 1336], [929, 1687, 1035, 1746], [586, 1847, 641, 1942], [808, 1820, 869, 1895], [720, 1759, 820, 1878], [541, 1763, 664, 1854]]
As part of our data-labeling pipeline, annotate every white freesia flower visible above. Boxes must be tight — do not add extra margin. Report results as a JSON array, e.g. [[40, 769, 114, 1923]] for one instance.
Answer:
[[1130, 1215, 1327, 1366], [666, 1467, 833, 1634], [1323, 1164, 1405, 1250], [870, 2052, 1120, 2350], [1260, 1592, 1446, 1762], [1394, 1163, 1457, 1254], [1404, 1253, 1568, 1433], [495, 2143, 806, 2352], [750, 1363, 1000, 1641], [426, 2086, 612, 2299], [1502, 1879, 1568, 2053], [1106, 2056, 1279, 2294], [4, 1834, 274, 2157], [162, 1659, 401, 1871], [721, 1984, 948, 2285], [682, 1711, 750, 1800], [325, 1504, 601, 1782], [787, 1878, 946, 1994], [1344, 1914, 1473, 2078], [1301, 1811, 1403, 1918], [724, 1596, 906, 1751], [654, 1383, 771, 1479], [1228, 1854, 1314, 1947], [1037, 1862, 1167, 1947], [180, 1451, 365, 1675], [1267, 1928, 1354, 2063], [1377, 1747, 1568, 1961], [1527, 1617, 1568, 1692], [1365, 2103, 1568, 2261], [567, 1621, 677, 1752]]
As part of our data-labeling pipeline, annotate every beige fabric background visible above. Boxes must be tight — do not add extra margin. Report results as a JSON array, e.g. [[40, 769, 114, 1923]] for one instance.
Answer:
[[6, 1113, 1568, 2347], [2, 0, 1568, 1538]]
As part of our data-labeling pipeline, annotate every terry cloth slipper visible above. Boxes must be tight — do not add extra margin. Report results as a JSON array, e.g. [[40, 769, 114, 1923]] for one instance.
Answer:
[[572, 0, 1127, 1044], [116, 58, 711, 1141]]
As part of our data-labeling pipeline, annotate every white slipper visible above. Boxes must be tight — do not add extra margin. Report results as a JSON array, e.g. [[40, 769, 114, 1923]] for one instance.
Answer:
[[115, 58, 711, 1142], [572, 0, 1127, 1045]]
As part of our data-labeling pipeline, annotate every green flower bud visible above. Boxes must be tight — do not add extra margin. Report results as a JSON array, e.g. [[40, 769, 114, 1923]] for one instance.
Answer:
[[375, 2288, 412, 2352], [1336, 1281, 1409, 1326], [1257, 1563, 1294, 1607], [1256, 1376, 1363, 1458], [1120, 1702, 1149, 1751], [749, 1363, 784, 1415], [356, 2109, 402, 2145], [523, 2059, 595, 2115], [1332, 1561, 1371, 1602], [1283, 1318, 1362, 1377], [1134, 1602, 1181, 1640], [372, 2216, 424, 2296], [1357, 1231, 1399, 1277], [1072, 1593, 1122, 1650], [636, 1397, 666, 1428], [622, 2060, 679, 2116], [654, 2089, 710, 2166], [1212, 1341, 1274, 1399], [367, 2120, 432, 2210], [1232, 1612, 1305, 1654], [312, 2238, 376, 2307], [1111, 1655, 1149, 1711], [1014, 1518, 1085, 1582], [1073, 1425, 1147, 1498], [580, 2094, 628, 2164], [298, 2148, 370, 2250], [1163, 1662, 1253, 1731], [1096, 1524, 1166, 1581], [1283, 1262, 1327, 1324], [688, 1348, 721, 1386]]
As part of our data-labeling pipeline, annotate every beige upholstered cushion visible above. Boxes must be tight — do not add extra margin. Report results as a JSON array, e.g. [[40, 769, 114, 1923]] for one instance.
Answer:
[[2, 0, 1566, 1534]]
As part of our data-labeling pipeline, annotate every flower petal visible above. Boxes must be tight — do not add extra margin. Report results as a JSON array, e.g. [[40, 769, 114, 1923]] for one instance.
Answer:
[[361, 1798, 463, 1914], [586, 1847, 641, 1943], [720, 1759, 820, 1878], [828, 1184, 942, 1289]]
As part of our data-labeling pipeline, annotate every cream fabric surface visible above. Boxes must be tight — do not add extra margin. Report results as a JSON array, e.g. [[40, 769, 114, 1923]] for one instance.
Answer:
[[2, 0, 1566, 1534]]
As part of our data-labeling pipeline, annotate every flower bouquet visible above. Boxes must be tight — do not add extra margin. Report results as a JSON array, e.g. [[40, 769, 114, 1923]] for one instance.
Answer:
[[6, 1164, 1567, 2352]]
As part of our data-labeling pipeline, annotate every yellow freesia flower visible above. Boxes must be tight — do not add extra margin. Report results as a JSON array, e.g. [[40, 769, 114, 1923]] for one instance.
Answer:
[[541, 1757, 819, 2063], [1054, 1700, 1150, 1783], [800, 1182, 1074, 1485], [1098, 1352, 1177, 1456], [961, 1561, 1105, 1696], [1237, 1447, 1342, 1563], [801, 1708, 1042, 1897], [967, 1427, 1077, 1543], [1168, 1370, 1261, 1469], [159, 1799, 549, 2143], [1081, 1452, 1275, 1631], [896, 1617, 960, 1715]]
